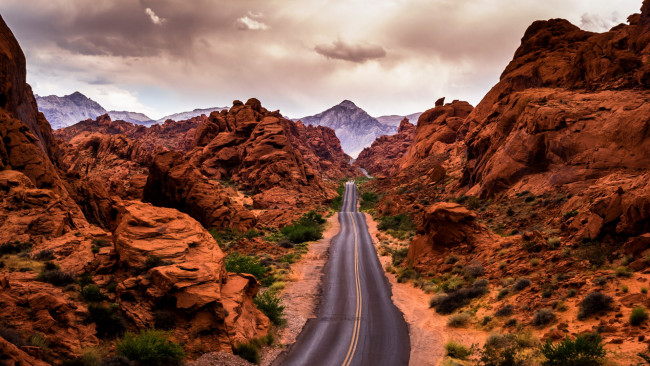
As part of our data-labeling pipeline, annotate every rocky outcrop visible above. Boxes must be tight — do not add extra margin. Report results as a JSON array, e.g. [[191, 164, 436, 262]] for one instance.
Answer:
[[285, 120, 357, 180], [144, 151, 256, 231], [407, 203, 492, 268], [112, 201, 269, 349], [354, 118, 416, 176], [462, 8, 650, 197]]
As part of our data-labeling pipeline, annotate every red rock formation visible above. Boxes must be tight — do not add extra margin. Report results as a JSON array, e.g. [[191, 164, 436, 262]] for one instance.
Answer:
[[144, 151, 256, 231], [112, 201, 269, 351], [354, 118, 416, 176]]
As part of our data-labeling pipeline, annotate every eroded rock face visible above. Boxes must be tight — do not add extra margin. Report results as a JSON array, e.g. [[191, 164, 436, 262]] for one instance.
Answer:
[[112, 201, 269, 349], [354, 118, 416, 176], [407, 203, 492, 268], [144, 151, 256, 231]]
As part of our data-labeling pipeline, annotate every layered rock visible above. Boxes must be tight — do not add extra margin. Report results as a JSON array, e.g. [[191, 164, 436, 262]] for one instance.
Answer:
[[112, 201, 269, 349], [354, 118, 416, 176], [144, 151, 256, 231]]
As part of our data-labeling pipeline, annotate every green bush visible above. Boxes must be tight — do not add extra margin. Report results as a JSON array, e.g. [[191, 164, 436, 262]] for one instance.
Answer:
[[297, 210, 326, 226], [116, 330, 184, 366], [447, 312, 471, 327], [233, 341, 260, 364], [477, 333, 531, 366], [330, 183, 345, 211], [615, 266, 633, 277], [254, 290, 285, 326], [432, 280, 489, 314], [513, 278, 531, 291], [630, 307, 648, 326], [540, 333, 605, 366], [81, 285, 107, 302], [391, 247, 409, 266], [445, 340, 472, 360], [377, 214, 415, 232], [143, 255, 172, 270], [87, 304, 126, 339], [578, 292, 613, 320], [359, 191, 379, 211], [281, 224, 322, 244], [224, 253, 267, 279]]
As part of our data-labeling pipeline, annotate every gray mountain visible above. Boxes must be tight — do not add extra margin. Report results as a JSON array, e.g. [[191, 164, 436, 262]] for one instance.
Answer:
[[108, 111, 155, 125], [35, 92, 107, 129], [300, 100, 397, 158], [157, 107, 228, 123], [376, 112, 423, 127]]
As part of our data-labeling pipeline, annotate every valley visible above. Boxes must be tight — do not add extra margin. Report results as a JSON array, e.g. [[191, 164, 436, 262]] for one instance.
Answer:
[[0, 1, 649, 366]]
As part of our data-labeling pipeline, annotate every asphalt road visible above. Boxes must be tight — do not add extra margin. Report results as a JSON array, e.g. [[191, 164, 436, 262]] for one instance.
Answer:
[[278, 181, 410, 366]]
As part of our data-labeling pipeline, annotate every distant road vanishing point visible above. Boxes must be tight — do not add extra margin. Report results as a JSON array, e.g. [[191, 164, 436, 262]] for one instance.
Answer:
[[277, 181, 410, 366]]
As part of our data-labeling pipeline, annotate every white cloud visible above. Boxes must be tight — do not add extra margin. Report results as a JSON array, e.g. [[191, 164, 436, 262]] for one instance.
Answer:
[[145, 8, 166, 26], [235, 12, 269, 31]]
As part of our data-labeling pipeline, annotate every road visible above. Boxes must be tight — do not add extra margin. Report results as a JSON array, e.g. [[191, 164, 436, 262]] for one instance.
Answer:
[[278, 181, 410, 366]]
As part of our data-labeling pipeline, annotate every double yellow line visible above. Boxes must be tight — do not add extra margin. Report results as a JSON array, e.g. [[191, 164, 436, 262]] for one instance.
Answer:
[[342, 211, 362, 366]]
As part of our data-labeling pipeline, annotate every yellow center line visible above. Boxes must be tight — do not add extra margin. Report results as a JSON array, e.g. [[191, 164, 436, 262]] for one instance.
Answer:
[[342, 209, 362, 366]]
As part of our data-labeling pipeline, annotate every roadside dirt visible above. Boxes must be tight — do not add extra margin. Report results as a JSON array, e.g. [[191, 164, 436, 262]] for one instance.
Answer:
[[363, 213, 487, 366], [262, 213, 339, 365]]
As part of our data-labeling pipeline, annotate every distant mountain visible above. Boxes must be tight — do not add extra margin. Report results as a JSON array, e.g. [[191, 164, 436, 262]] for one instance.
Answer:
[[35, 92, 107, 129], [299, 100, 397, 158], [157, 107, 228, 123], [108, 111, 155, 125], [376, 112, 423, 127]]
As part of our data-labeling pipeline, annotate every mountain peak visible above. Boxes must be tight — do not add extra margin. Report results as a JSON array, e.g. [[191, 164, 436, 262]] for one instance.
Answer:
[[338, 100, 357, 109], [67, 91, 88, 100]]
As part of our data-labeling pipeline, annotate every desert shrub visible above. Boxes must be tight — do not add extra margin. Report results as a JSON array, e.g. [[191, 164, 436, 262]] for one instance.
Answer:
[[143, 255, 172, 270], [359, 191, 379, 211], [497, 288, 510, 300], [513, 278, 531, 291], [630, 307, 648, 326], [81, 285, 107, 302], [0, 241, 32, 255], [391, 247, 409, 266], [567, 289, 577, 297], [330, 182, 345, 211], [473, 278, 489, 288], [533, 309, 556, 326], [29, 334, 48, 349], [563, 210, 579, 220], [547, 237, 561, 248], [33, 249, 54, 261], [153, 311, 176, 330], [495, 304, 514, 317], [542, 289, 553, 298], [445, 254, 460, 264], [254, 290, 285, 326], [445, 341, 472, 360], [433, 281, 489, 314], [281, 224, 322, 243], [233, 341, 260, 364], [477, 333, 531, 366], [578, 292, 613, 320], [464, 264, 485, 278], [116, 330, 184, 366], [440, 276, 465, 293], [377, 214, 415, 232], [296, 210, 326, 226], [224, 253, 267, 279], [396, 267, 418, 283], [87, 304, 126, 339], [448, 312, 471, 327], [36, 267, 75, 286], [540, 333, 605, 366], [615, 266, 633, 277], [277, 239, 294, 249]]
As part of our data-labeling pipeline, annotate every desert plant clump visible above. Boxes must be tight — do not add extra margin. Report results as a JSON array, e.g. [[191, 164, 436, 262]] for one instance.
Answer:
[[532, 308, 556, 327], [143, 255, 172, 270], [447, 312, 471, 327], [476, 333, 535, 366], [87, 304, 126, 339], [431, 280, 489, 314], [253, 289, 285, 326], [630, 306, 648, 326], [540, 333, 605, 366], [80, 285, 108, 302], [464, 264, 485, 278], [512, 278, 531, 291], [615, 266, 633, 277], [116, 330, 184, 366], [233, 341, 260, 364], [578, 292, 613, 320], [391, 247, 409, 267], [224, 253, 267, 280], [494, 304, 514, 317], [445, 340, 472, 360], [36, 263, 75, 286]]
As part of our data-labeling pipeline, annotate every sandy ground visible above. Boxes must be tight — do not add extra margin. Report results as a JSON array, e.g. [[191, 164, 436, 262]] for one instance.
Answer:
[[261, 213, 339, 365], [363, 213, 487, 366]]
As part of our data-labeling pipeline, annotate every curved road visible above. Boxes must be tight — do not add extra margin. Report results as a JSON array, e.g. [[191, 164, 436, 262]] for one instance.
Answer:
[[278, 182, 410, 366]]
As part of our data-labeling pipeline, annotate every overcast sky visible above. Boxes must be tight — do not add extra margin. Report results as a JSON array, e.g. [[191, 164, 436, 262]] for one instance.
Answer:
[[1, 0, 643, 119]]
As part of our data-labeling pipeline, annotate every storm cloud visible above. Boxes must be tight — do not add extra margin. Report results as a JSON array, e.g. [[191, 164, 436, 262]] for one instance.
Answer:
[[0, 0, 643, 119], [315, 40, 386, 63]]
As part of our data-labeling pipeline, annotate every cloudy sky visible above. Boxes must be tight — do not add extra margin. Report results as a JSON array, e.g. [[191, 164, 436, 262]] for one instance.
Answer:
[[1, 0, 643, 119]]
